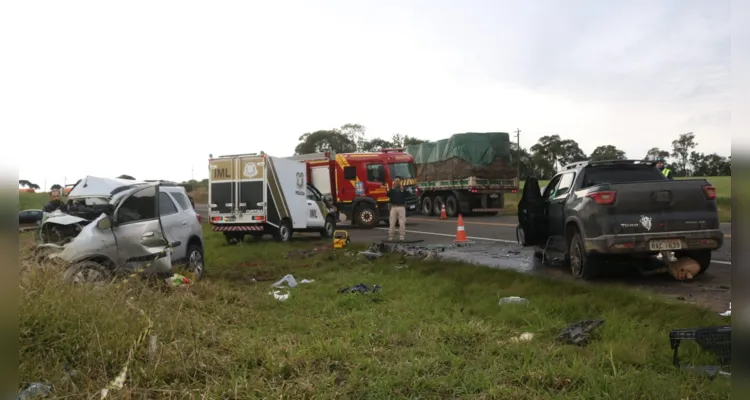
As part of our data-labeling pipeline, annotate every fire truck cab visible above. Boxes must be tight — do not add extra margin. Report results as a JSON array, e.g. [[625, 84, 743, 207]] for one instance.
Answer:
[[286, 149, 420, 228]]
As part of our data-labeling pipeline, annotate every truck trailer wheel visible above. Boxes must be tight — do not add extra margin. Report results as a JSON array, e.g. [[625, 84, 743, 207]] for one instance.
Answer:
[[421, 196, 433, 216], [432, 196, 445, 216], [568, 231, 600, 280], [445, 195, 459, 217], [273, 219, 293, 242], [354, 204, 379, 228]]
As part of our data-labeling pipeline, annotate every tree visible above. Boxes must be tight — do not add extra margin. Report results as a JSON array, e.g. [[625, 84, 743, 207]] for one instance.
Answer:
[[361, 138, 394, 152], [117, 174, 136, 180], [295, 130, 357, 155], [19, 180, 40, 190], [589, 145, 627, 161], [644, 147, 671, 161], [340, 123, 367, 151], [530, 135, 586, 174], [689, 152, 731, 176], [510, 143, 536, 179], [671, 132, 698, 176], [391, 134, 425, 147]]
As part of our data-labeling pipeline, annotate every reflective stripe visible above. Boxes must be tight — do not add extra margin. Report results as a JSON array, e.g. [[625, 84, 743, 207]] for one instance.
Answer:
[[662, 168, 671, 177], [457, 226, 465, 231]]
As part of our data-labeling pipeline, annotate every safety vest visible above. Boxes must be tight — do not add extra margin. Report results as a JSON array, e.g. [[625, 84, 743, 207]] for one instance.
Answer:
[[661, 168, 672, 178]]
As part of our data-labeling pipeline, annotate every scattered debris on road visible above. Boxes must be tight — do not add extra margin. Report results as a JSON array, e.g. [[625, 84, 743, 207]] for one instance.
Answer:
[[339, 283, 382, 294], [557, 320, 604, 346]]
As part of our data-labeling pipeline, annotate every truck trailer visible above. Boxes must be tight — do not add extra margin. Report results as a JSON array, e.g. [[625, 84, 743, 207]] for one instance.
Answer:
[[286, 149, 420, 228], [405, 132, 518, 217]]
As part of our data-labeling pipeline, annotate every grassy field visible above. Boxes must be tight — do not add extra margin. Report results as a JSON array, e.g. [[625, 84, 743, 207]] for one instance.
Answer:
[[19, 225, 730, 398], [501, 176, 731, 222]]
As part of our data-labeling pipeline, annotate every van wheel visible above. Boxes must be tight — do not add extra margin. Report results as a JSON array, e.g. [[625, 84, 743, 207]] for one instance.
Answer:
[[569, 232, 600, 280], [354, 204, 379, 228], [421, 196, 433, 216], [273, 219, 293, 242], [432, 196, 445, 216], [445, 195, 459, 217], [320, 216, 336, 238], [185, 243, 205, 280]]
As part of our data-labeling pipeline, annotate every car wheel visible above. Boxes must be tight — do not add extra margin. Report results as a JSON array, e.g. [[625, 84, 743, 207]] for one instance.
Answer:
[[432, 196, 445, 216], [63, 261, 111, 285], [445, 195, 459, 217], [569, 232, 600, 280], [354, 204, 379, 228], [273, 219, 293, 242], [421, 196, 433, 216], [320, 216, 336, 238], [675, 249, 711, 275], [185, 243, 205, 280]]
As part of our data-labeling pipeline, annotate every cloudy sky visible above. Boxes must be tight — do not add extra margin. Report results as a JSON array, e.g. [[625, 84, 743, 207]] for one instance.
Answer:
[[5, 0, 730, 188]]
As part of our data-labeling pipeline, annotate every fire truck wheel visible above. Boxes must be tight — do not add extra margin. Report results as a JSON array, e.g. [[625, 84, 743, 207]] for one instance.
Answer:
[[432, 196, 445, 216], [421, 196, 433, 215], [320, 216, 335, 238], [354, 204, 379, 228], [273, 219, 293, 242]]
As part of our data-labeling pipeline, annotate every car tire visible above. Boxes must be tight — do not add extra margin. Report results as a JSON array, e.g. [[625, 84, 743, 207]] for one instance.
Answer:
[[62, 261, 112, 285], [421, 196, 433, 216], [320, 216, 336, 238], [273, 219, 293, 242], [675, 249, 711, 275], [354, 204, 379, 228], [185, 242, 205, 280], [445, 195, 459, 217], [568, 232, 600, 280], [432, 196, 445, 216]]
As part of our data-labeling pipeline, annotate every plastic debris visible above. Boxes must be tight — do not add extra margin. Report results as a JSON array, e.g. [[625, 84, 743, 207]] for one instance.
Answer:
[[270, 274, 314, 288], [499, 296, 529, 305], [17, 383, 52, 399], [358, 251, 382, 260], [394, 265, 409, 269], [165, 274, 192, 287], [269, 290, 290, 301], [719, 302, 731, 317], [557, 320, 604, 346], [339, 283, 382, 294], [510, 332, 535, 343]]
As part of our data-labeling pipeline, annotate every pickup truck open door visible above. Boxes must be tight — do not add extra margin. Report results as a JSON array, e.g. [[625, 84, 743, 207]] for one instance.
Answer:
[[517, 177, 548, 246]]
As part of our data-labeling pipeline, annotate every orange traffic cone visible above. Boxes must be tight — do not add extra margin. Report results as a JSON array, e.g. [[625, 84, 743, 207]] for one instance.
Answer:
[[455, 214, 468, 243], [440, 204, 447, 219]]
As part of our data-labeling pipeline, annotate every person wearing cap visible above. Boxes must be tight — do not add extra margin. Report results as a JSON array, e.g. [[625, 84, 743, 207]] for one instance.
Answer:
[[387, 177, 407, 241], [656, 159, 674, 180]]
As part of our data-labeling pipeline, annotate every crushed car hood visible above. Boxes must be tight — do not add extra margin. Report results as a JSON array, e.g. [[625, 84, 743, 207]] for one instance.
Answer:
[[68, 175, 146, 199], [42, 212, 88, 226]]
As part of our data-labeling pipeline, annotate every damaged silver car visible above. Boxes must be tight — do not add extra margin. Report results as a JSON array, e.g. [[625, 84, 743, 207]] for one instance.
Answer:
[[34, 176, 205, 283]]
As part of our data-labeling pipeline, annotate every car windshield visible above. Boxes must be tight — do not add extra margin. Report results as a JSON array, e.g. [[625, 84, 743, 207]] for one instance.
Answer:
[[582, 166, 666, 188], [388, 162, 416, 180]]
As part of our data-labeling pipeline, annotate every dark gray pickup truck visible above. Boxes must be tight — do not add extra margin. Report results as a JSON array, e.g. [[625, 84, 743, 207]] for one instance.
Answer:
[[517, 160, 724, 280]]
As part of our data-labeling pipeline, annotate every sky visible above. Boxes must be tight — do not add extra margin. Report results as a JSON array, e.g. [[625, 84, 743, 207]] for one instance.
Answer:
[[3, 0, 731, 189]]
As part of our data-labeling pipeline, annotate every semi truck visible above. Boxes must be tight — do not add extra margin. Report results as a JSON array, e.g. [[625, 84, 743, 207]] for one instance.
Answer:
[[405, 132, 518, 217], [286, 149, 420, 228]]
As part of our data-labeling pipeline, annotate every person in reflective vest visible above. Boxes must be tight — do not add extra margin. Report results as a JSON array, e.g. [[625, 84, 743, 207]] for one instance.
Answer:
[[656, 159, 674, 180]]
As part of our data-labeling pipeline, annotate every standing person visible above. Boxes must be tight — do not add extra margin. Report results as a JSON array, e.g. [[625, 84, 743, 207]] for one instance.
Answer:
[[42, 189, 66, 213], [656, 159, 674, 180], [387, 177, 407, 241]]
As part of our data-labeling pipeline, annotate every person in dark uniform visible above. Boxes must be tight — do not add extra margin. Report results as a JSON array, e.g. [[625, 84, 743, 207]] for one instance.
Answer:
[[42, 189, 67, 213], [387, 177, 407, 241], [656, 159, 674, 180]]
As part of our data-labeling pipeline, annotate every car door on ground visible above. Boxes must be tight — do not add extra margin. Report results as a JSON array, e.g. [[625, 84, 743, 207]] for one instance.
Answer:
[[158, 191, 187, 261], [112, 186, 171, 272], [306, 186, 325, 228]]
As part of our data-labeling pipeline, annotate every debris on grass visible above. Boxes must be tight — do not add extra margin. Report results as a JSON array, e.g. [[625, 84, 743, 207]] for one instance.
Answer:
[[719, 302, 731, 317], [268, 290, 290, 301], [557, 320, 604, 346], [17, 382, 52, 399], [358, 251, 382, 260], [499, 296, 529, 305], [339, 283, 382, 294], [286, 248, 329, 259], [165, 274, 192, 288], [270, 274, 314, 288], [510, 332, 535, 343]]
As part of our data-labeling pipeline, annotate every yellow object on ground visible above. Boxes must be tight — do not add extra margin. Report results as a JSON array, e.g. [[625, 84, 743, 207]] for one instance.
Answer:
[[333, 230, 350, 249]]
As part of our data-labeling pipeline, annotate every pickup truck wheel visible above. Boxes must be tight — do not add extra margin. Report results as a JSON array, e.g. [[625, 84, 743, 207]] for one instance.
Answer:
[[569, 232, 600, 280], [354, 204, 379, 228], [675, 249, 712, 275], [432, 196, 446, 216], [320, 216, 336, 238], [421, 196, 433, 216], [273, 219, 293, 242], [445, 195, 459, 217]]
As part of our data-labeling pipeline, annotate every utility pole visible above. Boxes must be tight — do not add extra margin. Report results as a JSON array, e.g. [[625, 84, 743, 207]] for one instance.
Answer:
[[515, 128, 521, 186]]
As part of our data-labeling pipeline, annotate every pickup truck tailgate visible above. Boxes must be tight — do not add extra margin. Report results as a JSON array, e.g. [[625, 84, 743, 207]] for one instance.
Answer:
[[608, 180, 719, 233]]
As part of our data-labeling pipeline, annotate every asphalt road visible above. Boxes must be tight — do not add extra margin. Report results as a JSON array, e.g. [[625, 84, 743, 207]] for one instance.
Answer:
[[195, 204, 731, 265]]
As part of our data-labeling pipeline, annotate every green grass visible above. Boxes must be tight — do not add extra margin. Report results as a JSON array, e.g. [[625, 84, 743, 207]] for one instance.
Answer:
[[19, 225, 730, 398], [19, 192, 49, 211], [502, 176, 731, 222]]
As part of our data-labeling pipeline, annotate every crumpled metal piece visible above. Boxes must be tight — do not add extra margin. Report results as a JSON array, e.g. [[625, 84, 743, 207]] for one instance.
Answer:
[[557, 319, 604, 346], [17, 382, 52, 399], [339, 283, 382, 294]]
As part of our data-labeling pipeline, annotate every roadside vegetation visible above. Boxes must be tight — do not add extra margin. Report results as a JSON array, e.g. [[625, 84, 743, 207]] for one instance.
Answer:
[[20, 225, 730, 398]]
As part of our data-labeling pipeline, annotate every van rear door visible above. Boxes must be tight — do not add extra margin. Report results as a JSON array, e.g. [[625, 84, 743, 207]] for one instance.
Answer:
[[209, 157, 236, 217]]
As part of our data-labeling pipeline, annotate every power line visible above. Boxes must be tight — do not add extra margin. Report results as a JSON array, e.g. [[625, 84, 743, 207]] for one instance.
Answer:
[[515, 128, 521, 185]]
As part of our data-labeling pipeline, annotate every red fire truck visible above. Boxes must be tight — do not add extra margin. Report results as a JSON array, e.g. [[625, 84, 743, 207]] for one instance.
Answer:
[[286, 149, 420, 228]]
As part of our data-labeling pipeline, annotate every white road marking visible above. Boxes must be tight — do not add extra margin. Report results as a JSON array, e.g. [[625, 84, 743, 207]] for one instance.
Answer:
[[374, 228, 732, 265]]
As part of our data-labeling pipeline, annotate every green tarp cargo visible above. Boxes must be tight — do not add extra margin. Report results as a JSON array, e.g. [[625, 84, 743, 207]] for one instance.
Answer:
[[405, 132, 515, 182]]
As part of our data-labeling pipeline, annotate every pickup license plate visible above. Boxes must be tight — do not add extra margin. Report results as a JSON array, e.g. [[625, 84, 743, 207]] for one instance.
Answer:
[[649, 239, 682, 251], [490, 194, 499, 198]]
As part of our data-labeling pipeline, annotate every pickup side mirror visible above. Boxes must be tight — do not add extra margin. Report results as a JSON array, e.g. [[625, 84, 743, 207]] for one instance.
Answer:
[[540, 186, 546, 195]]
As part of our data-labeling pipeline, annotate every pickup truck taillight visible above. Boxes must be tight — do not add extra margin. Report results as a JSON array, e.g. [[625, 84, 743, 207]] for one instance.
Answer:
[[587, 191, 617, 205], [702, 185, 717, 200]]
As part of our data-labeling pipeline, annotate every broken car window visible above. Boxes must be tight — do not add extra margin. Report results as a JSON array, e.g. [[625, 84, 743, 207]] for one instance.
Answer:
[[159, 192, 179, 216], [116, 186, 157, 224]]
